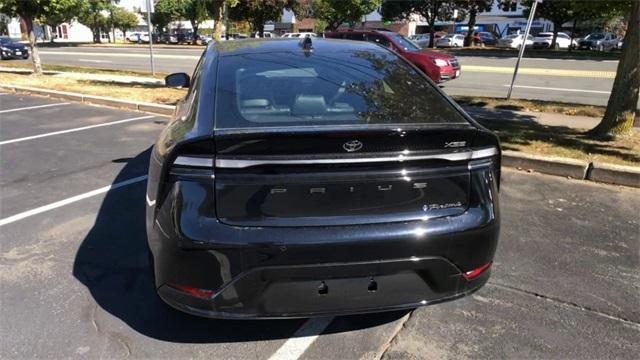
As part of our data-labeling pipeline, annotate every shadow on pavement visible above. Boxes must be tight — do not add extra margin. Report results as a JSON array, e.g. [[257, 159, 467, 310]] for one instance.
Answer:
[[73, 147, 407, 343]]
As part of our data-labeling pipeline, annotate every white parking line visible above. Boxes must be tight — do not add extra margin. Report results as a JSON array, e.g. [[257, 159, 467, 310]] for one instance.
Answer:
[[268, 317, 334, 360], [0, 175, 147, 227], [503, 84, 611, 94], [0, 102, 70, 114], [0, 115, 154, 145]]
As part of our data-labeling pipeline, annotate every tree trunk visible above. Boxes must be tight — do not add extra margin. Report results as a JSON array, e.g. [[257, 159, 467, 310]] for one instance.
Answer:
[[464, 8, 477, 47], [568, 18, 577, 52], [93, 13, 101, 43], [110, 9, 114, 43], [22, 15, 42, 75], [191, 20, 199, 44], [428, 2, 440, 49], [589, 1, 639, 138], [212, 1, 224, 40], [551, 22, 560, 49]]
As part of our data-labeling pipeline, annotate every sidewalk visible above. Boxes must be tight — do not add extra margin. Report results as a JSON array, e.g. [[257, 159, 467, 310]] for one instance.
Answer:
[[463, 106, 620, 130]]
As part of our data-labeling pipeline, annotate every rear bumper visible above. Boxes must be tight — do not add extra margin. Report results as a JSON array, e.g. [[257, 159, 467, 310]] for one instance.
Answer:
[[158, 259, 491, 319], [147, 165, 500, 318]]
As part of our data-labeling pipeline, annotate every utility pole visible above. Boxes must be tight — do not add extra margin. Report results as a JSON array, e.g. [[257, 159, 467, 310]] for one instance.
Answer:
[[507, 0, 542, 100], [146, 0, 156, 75]]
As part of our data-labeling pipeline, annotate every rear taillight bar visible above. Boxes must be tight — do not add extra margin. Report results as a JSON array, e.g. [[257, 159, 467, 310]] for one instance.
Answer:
[[215, 147, 498, 169]]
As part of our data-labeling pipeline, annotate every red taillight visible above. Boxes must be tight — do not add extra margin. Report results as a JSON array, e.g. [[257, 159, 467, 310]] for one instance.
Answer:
[[168, 283, 215, 299], [461, 262, 492, 281]]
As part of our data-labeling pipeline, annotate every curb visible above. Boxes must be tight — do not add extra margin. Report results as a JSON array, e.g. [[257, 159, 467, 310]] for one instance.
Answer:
[[1, 84, 638, 188], [502, 151, 589, 179], [0, 84, 175, 116], [587, 162, 640, 188], [503, 150, 640, 188]]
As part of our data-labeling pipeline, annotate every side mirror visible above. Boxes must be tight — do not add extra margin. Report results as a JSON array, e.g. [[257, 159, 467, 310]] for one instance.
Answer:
[[165, 73, 190, 88]]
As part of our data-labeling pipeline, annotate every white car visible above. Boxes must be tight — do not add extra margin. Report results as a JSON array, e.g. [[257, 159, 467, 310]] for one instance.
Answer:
[[436, 34, 464, 48], [128, 32, 149, 43], [126, 32, 142, 42], [532, 32, 573, 49], [282, 32, 317, 38], [496, 34, 534, 49]]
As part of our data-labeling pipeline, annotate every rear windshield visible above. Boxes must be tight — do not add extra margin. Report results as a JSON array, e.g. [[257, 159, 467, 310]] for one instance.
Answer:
[[214, 50, 467, 129]]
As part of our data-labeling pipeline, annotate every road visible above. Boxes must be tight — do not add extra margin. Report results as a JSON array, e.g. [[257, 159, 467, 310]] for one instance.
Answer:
[[32, 45, 618, 106], [1, 93, 639, 359]]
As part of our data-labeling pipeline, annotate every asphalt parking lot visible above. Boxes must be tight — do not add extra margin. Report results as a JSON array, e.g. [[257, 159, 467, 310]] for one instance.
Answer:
[[1, 93, 639, 359]]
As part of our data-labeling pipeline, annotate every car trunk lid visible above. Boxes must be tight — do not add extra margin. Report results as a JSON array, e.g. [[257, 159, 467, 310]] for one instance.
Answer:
[[212, 126, 489, 227]]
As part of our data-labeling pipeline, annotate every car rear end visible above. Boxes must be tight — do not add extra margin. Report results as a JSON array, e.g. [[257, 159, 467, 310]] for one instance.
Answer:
[[147, 40, 500, 318], [533, 33, 553, 49]]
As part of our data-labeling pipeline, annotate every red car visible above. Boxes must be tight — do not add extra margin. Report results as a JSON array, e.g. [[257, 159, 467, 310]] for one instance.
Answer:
[[325, 30, 461, 83]]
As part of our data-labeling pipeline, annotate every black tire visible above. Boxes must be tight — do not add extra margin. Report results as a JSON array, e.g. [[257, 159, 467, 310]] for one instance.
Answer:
[[22, 54, 29, 60]]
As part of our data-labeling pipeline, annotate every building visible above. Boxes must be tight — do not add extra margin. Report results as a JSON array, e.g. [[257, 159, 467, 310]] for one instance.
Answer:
[[469, 0, 552, 36]]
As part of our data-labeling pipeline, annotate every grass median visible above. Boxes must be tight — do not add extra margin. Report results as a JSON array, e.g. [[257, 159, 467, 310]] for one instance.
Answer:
[[478, 118, 639, 167], [453, 95, 606, 118], [0, 71, 184, 105], [1, 68, 637, 167]]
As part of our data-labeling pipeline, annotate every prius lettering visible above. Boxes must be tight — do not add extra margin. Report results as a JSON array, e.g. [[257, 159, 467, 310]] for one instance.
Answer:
[[269, 183, 427, 194]]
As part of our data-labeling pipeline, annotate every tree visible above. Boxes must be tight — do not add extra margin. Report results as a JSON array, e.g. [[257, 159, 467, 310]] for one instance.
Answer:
[[521, 0, 575, 49], [38, 0, 80, 42], [111, 6, 139, 40], [589, 0, 637, 138], [228, 0, 296, 37], [181, 0, 208, 42], [455, 0, 492, 46], [77, 0, 110, 43], [311, 0, 382, 31], [204, 0, 238, 40], [152, 0, 183, 36], [0, 0, 77, 74], [381, 0, 456, 48]]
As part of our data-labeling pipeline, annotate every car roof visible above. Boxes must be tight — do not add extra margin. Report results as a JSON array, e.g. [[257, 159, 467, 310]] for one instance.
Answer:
[[211, 38, 386, 57]]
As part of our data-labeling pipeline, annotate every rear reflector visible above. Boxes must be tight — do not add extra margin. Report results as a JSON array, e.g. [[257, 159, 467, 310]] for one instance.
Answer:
[[173, 156, 214, 168], [167, 283, 216, 299], [461, 262, 492, 280]]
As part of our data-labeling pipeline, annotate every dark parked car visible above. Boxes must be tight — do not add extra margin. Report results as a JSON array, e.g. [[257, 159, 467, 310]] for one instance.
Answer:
[[477, 32, 498, 46], [578, 32, 616, 51], [0, 36, 29, 60], [147, 38, 501, 318], [325, 30, 461, 83]]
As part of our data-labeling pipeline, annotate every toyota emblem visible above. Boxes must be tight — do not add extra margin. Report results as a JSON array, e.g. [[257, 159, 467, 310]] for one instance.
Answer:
[[343, 140, 363, 152]]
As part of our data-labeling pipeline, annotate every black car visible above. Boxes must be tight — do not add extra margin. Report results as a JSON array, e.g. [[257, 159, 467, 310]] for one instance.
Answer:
[[478, 32, 498, 46], [0, 36, 29, 60], [147, 37, 501, 318]]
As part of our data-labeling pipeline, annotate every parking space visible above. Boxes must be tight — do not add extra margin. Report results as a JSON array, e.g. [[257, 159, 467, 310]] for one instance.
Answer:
[[1, 94, 638, 359]]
